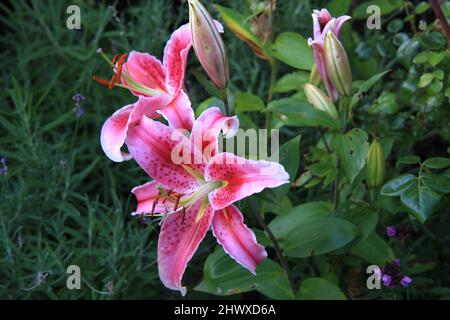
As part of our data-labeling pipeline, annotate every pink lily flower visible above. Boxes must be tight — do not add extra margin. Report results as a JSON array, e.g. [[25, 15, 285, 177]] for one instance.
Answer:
[[99, 24, 195, 162], [126, 107, 289, 295], [308, 9, 351, 101]]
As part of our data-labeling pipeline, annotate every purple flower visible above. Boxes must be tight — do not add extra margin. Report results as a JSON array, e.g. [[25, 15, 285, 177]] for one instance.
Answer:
[[386, 226, 397, 237], [72, 94, 85, 104], [380, 259, 412, 289], [0, 156, 8, 175], [401, 276, 412, 287], [73, 106, 85, 118], [382, 274, 392, 287]]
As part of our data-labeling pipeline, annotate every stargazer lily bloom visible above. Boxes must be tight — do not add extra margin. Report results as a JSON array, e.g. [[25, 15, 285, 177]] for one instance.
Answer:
[[308, 9, 351, 101], [96, 24, 195, 162], [125, 107, 289, 295]]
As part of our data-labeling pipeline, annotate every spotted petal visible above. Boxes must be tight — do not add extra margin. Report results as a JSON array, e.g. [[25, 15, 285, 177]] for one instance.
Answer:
[[163, 23, 192, 94], [191, 107, 239, 161], [205, 153, 290, 210], [123, 51, 167, 96], [212, 205, 267, 274], [125, 115, 204, 194], [158, 200, 214, 295], [158, 90, 195, 131], [131, 181, 182, 216]]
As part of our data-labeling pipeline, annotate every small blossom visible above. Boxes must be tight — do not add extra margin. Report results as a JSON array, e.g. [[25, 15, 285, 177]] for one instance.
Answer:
[[0, 156, 8, 176], [386, 226, 397, 237], [72, 94, 85, 104], [382, 274, 392, 287], [379, 259, 412, 289], [73, 105, 85, 118], [401, 276, 412, 288]]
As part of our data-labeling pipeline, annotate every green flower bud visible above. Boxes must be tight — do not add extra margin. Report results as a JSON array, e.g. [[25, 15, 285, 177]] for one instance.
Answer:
[[189, 0, 229, 89], [367, 139, 386, 189], [324, 32, 352, 97], [304, 83, 339, 120]]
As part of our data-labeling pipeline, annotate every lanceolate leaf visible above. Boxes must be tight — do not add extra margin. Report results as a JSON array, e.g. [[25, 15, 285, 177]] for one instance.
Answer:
[[351, 232, 395, 265], [298, 278, 346, 300], [335, 129, 370, 183], [266, 98, 341, 130], [271, 32, 314, 70], [195, 247, 294, 299], [282, 217, 359, 258]]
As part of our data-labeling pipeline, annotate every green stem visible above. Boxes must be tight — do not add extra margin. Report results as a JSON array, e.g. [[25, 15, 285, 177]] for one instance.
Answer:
[[265, 58, 277, 130], [248, 199, 297, 297], [220, 88, 230, 116]]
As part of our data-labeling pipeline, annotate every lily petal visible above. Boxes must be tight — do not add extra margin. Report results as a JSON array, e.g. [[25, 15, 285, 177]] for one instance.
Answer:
[[212, 205, 267, 274], [158, 200, 214, 295], [333, 16, 351, 38], [100, 104, 135, 162], [131, 181, 180, 215], [125, 115, 204, 194], [191, 107, 239, 161], [123, 51, 167, 96], [205, 152, 290, 210], [133, 94, 173, 120], [158, 90, 195, 131], [163, 23, 192, 95]]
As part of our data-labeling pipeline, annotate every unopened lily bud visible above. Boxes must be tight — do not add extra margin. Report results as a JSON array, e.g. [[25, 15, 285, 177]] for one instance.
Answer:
[[309, 64, 321, 86], [189, 0, 229, 89], [324, 32, 352, 97], [304, 83, 339, 120], [367, 139, 385, 189]]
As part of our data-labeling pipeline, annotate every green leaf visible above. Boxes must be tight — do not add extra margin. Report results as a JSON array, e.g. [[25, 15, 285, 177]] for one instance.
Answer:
[[40, 110, 75, 133], [351, 232, 395, 265], [415, 2, 430, 14], [335, 203, 379, 239], [273, 71, 309, 93], [428, 52, 445, 66], [413, 51, 428, 64], [214, 5, 265, 56], [271, 32, 314, 70], [401, 185, 441, 223], [350, 70, 390, 109], [423, 157, 450, 169], [421, 172, 450, 194], [396, 155, 421, 167], [267, 135, 301, 202], [282, 217, 358, 258], [353, 0, 402, 19], [327, 0, 352, 16], [381, 174, 417, 196], [269, 202, 333, 239], [267, 98, 340, 130], [387, 19, 404, 33], [418, 73, 434, 88], [235, 92, 264, 112], [335, 129, 370, 183], [195, 247, 294, 299], [298, 278, 346, 300]]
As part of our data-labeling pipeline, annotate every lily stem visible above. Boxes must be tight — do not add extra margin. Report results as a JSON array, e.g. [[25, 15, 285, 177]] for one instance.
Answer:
[[319, 128, 331, 153], [265, 58, 277, 130], [248, 199, 297, 296], [221, 88, 230, 116]]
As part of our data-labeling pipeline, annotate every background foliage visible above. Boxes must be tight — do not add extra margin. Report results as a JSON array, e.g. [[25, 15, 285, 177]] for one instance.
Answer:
[[0, 0, 449, 299]]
